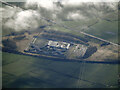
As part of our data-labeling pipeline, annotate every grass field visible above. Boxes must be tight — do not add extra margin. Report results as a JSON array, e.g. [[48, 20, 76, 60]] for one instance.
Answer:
[[2, 52, 118, 88], [84, 20, 118, 43], [48, 18, 118, 44]]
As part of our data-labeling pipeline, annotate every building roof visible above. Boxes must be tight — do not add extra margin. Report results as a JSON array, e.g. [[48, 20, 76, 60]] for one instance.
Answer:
[[48, 40, 70, 49]]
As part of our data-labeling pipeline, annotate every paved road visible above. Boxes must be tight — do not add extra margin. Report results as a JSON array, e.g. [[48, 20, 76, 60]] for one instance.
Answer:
[[80, 31, 118, 46]]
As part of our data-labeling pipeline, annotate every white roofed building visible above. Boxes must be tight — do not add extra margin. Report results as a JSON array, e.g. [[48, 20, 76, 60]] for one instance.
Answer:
[[47, 40, 70, 49]]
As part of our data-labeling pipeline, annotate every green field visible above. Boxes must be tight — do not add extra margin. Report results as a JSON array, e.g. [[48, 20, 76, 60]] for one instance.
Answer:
[[48, 18, 118, 44], [84, 20, 118, 43], [2, 52, 118, 88]]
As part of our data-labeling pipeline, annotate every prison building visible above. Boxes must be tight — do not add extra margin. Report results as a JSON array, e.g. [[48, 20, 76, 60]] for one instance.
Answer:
[[48, 40, 70, 49]]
